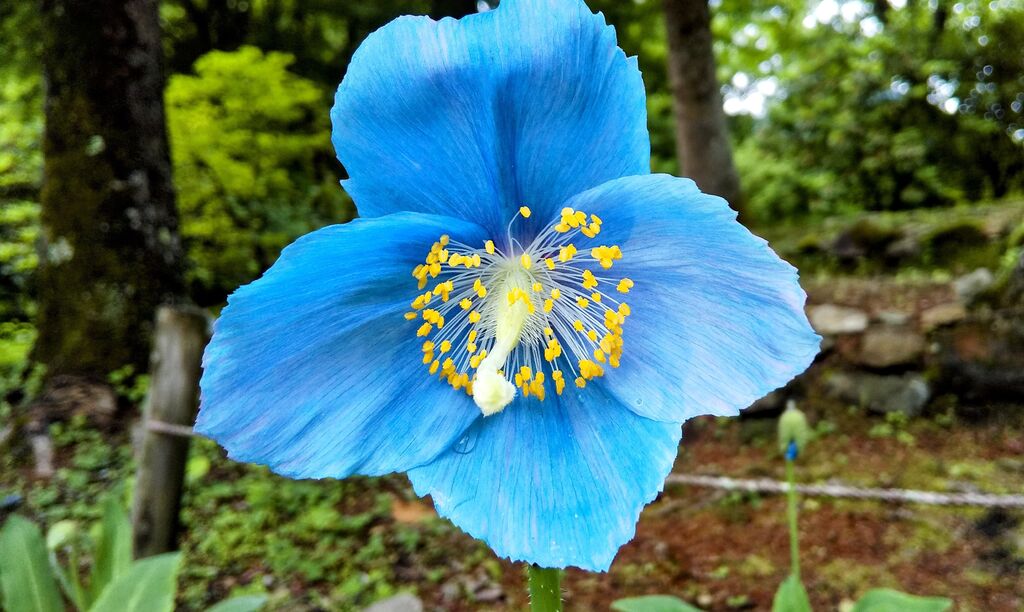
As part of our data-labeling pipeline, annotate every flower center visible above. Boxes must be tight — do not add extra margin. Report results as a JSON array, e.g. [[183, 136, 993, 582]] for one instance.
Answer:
[[405, 206, 634, 416]]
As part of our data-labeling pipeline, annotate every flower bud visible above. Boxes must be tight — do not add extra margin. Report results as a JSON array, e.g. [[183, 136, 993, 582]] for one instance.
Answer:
[[778, 400, 810, 459]]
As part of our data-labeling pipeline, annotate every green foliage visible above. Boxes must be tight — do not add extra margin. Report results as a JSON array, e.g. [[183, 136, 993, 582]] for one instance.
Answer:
[[89, 553, 182, 612], [717, 0, 1024, 223], [165, 46, 352, 303], [0, 515, 64, 612], [206, 594, 270, 612], [88, 494, 132, 605], [1, 491, 267, 612], [771, 574, 812, 612], [850, 588, 952, 612], [611, 595, 704, 612]]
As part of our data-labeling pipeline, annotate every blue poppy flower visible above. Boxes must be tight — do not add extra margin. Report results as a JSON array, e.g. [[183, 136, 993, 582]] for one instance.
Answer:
[[196, 0, 820, 571]]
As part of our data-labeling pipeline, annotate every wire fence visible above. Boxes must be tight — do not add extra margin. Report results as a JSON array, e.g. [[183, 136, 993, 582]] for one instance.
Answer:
[[153, 419, 1024, 509], [666, 473, 1024, 508]]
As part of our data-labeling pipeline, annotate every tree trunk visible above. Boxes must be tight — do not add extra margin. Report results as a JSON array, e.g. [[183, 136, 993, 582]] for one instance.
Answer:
[[36, 0, 184, 389], [663, 0, 745, 216]]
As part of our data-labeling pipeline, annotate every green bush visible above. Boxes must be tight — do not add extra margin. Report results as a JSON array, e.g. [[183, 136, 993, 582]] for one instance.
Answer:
[[166, 46, 352, 304]]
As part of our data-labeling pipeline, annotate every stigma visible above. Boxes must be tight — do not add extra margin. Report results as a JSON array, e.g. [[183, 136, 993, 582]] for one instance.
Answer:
[[405, 206, 633, 416]]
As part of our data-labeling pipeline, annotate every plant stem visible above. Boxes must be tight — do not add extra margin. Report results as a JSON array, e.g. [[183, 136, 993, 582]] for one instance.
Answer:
[[528, 565, 563, 612], [785, 457, 801, 580]]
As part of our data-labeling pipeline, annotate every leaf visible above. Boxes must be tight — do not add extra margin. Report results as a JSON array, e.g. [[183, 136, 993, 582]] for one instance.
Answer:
[[88, 552, 182, 612], [772, 574, 812, 612], [851, 589, 952, 612], [0, 515, 64, 612], [206, 594, 269, 612], [611, 595, 704, 612], [88, 493, 132, 605]]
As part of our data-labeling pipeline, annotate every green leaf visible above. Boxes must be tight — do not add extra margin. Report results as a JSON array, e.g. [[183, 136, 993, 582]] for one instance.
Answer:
[[206, 594, 269, 612], [851, 589, 952, 612], [0, 515, 64, 612], [88, 494, 131, 605], [88, 552, 182, 612], [772, 574, 812, 612], [611, 595, 704, 612]]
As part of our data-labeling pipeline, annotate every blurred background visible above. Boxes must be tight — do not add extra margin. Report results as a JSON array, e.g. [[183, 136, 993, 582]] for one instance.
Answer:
[[1, 0, 1022, 610]]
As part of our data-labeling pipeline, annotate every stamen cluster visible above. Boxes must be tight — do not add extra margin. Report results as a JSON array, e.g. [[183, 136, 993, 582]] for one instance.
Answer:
[[405, 206, 634, 413]]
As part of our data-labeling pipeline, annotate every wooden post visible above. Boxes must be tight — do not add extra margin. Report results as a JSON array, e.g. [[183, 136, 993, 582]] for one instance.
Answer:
[[131, 305, 209, 559]]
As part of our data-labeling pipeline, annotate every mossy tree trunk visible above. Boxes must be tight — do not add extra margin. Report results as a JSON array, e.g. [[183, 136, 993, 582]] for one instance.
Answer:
[[663, 0, 745, 217], [35, 0, 184, 393]]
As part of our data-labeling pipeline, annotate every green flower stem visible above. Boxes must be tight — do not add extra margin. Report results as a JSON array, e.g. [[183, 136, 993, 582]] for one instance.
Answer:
[[785, 457, 801, 580], [528, 565, 563, 612]]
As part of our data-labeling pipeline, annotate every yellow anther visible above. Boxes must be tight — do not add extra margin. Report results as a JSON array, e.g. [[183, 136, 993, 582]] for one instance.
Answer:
[[440, 340, 452, 353], [468, 329, 478, 343], [520, 253, 532, 270], [555, 223, 570, 233], [591, 292, 602, 303], [561, 207, 574, 217], [449, 253, 464, 266], [577, 297, 590, 309], [472, 254, 482, 267], [544, 326, 554, 336], [555, 377, 566, 395], [404, 312, 418, 320], [590, 214, 602, 225], [422, 341, 435, 352], [543, 299, 554, 313], [436, 316, 445, 329], [545, 258, 555, 270], [586, 329, 598, 342], [594, 349, 606, 363], [582, 270, 598, 290], [439, 234, 450, 246], [485, 240, 495, 254], [460, 298, 473, 310], [532, 282, 543, 292], [417, 323, 432, 337], [575, 376, 586, 388], [617, 278, 634, 293], [443, 357, 454, 371], [469, 311, 481, 323], [519, 206, 532, 218], [573, 320, 585, 332], [429, 262, 442, 276], [467, 342, 477, 353], [618, 303, 631, 317], [422, 352, 434, 365], [550, 288, 561, 300], [429, 359, 440, 374], [438, 249, 449, 264], [580, 226, 596, 238]]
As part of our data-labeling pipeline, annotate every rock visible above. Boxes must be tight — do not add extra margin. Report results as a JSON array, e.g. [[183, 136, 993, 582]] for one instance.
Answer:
[[1002, 252, 1024, 306], [953, 268, 994, 303], [830, 218, 902, 263], [743, 388, 787, 415], [807, 304, 869, 335], [824, 371, 931, 417], [919, 302, 967, 332], [884, 234, 921, 261], [363, 594, 424, 612], [876, 310, 912, 326], [931, 315, 1024, 404], [858, 326, 925, 368]]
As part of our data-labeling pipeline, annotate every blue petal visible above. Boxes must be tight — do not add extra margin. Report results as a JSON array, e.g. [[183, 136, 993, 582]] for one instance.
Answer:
[[331, 0, 650, 240], [565, 174, 821, 423], [407, 384, 681, 571], [196, 213, 488, 479]]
